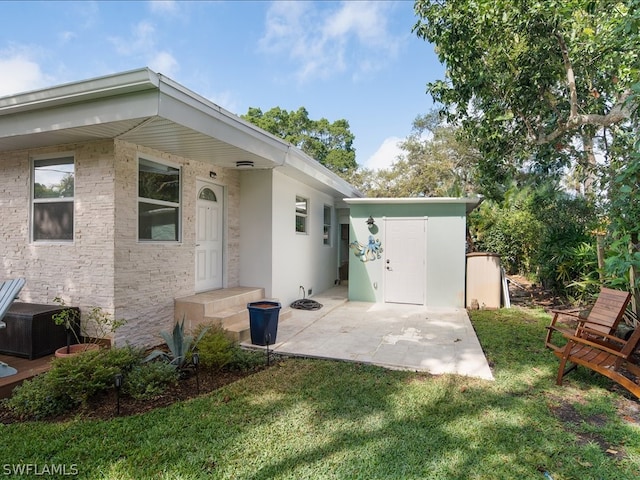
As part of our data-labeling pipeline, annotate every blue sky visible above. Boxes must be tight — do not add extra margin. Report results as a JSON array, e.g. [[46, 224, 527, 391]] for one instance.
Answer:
[[0, 0, 444, 170]]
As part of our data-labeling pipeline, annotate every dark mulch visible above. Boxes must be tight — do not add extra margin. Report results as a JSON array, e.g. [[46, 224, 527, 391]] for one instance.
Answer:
[[506, 274, 569, 310], [0, 355, 277, 424]]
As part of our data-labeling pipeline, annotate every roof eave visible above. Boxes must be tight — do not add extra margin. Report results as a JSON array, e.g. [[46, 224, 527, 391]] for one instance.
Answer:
[[0, 68, 363, 201], [0, 68, 159, 116], [343, 196, 484, 214]]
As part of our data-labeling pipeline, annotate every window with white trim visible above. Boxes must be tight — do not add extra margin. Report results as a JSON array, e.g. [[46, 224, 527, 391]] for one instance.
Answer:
[[32, 156, 75, 241], [323, 205, 332, 245], [295, 196, 308, 233], [138, 158, 181, 241]]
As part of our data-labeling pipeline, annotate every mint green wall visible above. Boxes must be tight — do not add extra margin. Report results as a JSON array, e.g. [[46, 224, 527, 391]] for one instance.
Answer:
[[348, 203, 467, 307]]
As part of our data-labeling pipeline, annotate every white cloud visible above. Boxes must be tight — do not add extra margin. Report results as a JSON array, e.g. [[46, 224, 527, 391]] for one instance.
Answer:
[[59, 31, 77, 44], [260, 0, 402, 83], [0, 52, 51, 96], [149, 0, 180, 15], [149, 51, 178, 77], [111, 20, 156, 56], [109, 20, 180, 76], [364, 136, 404, 171], [206, 90, 239, 115]]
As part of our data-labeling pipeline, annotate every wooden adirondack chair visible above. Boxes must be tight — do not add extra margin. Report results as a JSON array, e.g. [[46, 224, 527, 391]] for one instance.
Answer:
[[0, 278, 26, 375], [545, 287, 631, 355], [556, 325, 640, 399]]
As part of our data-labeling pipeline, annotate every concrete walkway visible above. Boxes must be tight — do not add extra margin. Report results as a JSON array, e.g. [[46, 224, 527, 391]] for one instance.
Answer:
[[246, 286, 494, 381]]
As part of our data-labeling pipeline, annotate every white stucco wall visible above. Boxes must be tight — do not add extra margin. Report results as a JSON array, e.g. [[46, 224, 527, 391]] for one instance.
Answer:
[[238, 168, 340, 307], [239, 169, 273, 294], [271, 169, 339, 306]]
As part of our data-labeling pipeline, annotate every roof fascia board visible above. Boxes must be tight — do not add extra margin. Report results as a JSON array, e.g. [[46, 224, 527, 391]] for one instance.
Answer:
[[343, 196, 484, 213], [156, 74, 363, 199], [0, 67, 364, 200], [0, 90, 159, 139], [156, 75, 290, 164], [155, 88, 288, 165], [282, 149, 363, 199], [0, 68, 158, 116]]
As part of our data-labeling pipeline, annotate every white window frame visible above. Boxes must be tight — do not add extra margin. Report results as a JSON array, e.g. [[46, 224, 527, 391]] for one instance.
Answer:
[[137, 156, 182, 242], [295, 196, 308, 234], [323, 204, 332, 246], [31, 154, 75, 242]]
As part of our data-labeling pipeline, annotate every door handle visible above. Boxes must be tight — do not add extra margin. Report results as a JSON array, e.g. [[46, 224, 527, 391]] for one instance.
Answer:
[[196, 244, 201, 247]]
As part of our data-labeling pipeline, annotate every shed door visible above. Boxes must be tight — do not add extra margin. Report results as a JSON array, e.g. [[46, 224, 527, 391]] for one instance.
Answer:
[[384, 218, 426, 304], [195, 180, 223, 292]]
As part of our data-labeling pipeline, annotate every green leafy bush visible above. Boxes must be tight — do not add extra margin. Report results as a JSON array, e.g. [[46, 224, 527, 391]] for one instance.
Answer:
[[470, 183, 599, 297], [226, 347, 265, 372], [195, 324, 234, 370], [5, 346, 143, 419], [3, 373, 74, 419], [123, 362, 178, 400]]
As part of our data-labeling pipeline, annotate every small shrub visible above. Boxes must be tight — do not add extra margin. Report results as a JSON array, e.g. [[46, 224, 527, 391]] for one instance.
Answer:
[[51, 298, 127, 346], [5, 346, 143, 419], [4, 374, 74, 419], [123, 362, 178, 400], [225, 346, 265, 372], [195, 324, 234, 370]]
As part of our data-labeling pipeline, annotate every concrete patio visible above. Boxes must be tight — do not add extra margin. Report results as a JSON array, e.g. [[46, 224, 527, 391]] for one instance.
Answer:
[[244, 286, 494, 381]]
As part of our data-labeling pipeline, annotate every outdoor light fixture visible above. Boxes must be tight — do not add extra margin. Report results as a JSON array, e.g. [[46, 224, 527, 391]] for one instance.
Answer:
[[236, 160, 254, 168], [366, 216, 375, 227], [192, 352, 200, 394], [114, 373, 123, 415]]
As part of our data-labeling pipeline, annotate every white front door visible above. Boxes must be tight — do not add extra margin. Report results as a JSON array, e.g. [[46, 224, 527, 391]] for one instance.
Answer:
[[195, 180, 224, 292], [384, 218, 426, 304]]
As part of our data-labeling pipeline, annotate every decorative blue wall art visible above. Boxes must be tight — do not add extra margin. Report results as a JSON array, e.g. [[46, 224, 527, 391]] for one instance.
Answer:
[[350, 235, 383, 262]]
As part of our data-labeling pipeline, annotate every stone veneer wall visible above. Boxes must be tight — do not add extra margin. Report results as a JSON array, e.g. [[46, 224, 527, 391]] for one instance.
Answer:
[[0, 139, 241, 348], [0, 140, 117, 325], [112, 140, 240, 347]]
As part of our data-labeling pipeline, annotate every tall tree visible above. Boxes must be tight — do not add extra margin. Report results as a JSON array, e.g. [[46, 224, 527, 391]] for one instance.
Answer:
[[413, 0, 639, 199], [242, 106, 357, 175], [393, 112, 479, 196], [349, 112, 479, 197]]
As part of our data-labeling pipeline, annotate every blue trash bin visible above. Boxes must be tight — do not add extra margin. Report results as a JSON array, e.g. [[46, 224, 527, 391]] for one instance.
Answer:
[[247, 301, 281, 346]]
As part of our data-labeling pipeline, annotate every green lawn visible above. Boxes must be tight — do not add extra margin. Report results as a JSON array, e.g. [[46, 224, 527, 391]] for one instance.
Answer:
[[2, 307, 639, 479]]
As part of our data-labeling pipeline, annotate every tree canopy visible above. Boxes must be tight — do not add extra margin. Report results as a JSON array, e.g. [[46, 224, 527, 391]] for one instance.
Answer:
[[242, 106, 357, 175], [413, 0, 639, 198], [350, 112, 479, 197]]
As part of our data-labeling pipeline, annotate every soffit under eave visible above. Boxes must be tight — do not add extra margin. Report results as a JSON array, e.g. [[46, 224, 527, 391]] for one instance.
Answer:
[[0, 93, 284, 169]]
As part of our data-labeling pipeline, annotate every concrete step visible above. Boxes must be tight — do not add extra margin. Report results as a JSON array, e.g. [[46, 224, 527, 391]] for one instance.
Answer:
[[175, 287, 265, 325]]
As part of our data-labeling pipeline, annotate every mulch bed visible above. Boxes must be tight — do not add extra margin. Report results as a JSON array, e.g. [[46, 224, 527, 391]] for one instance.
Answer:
[[506, 274, 569, 310], [0, 360, 275, 424]]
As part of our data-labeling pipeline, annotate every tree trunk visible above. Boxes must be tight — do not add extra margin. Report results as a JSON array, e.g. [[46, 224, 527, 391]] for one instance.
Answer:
[[630, 233, 639, 326], [581, 133, 597, 195], [596, 233, 606, 282]]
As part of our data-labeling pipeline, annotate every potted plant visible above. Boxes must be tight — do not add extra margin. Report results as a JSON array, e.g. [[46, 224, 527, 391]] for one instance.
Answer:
[[52, 297, 126, 357]]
